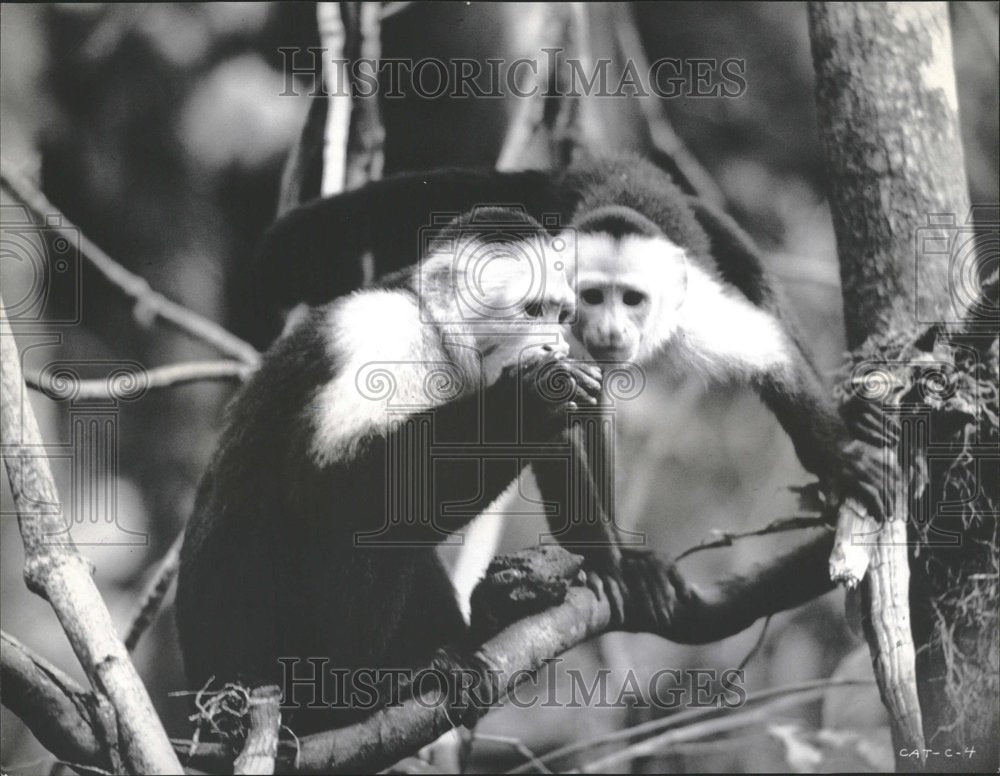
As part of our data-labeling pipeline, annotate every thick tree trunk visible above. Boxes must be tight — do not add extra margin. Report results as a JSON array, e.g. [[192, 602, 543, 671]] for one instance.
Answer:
[[809, 2, 997, 771], [810, 1, 970, 350]]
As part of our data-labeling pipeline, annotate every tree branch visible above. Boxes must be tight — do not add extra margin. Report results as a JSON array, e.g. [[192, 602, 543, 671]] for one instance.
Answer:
[[495, 5, 572, 171], [509, 677, 873, 774], [23, 360, 253, 402], [580, 682, 865, 773], [317, 2, 350, 196], [659, 529, 836, 645], [0, 302, 182, 774], [124, 530, 186, 652], [0, 630, 102, 767], [0, 162, 260, 367], [611, 3, 726, 206], [342, 1, 385, 190], [4, 523, 839, 773], [170, 529, 836, 773]]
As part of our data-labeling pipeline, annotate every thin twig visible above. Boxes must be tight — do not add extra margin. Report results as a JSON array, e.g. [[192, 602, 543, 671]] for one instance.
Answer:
[[612, 4, 725, 205], [24, 360, 254, 402], [317, 3, 350, 196], [674, 516, 829, 562], [1, 630, 102, 766], [0, 302, 182, 773], [579, 682, 870, 773], [737, 615, 772, 671], [472, 733, 551, 775], [507, 677, 873, 774], [124, 530, 186, 652], [0, 161, 260, 367]]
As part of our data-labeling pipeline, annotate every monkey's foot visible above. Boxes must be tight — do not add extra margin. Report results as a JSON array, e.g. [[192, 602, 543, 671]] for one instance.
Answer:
[[469, 545, 584, 642]]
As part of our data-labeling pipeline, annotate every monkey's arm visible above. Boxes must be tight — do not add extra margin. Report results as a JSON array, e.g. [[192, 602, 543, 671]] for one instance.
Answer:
[[754, 359, 883, 518], [687, 197, 884, 519], [522, 389, 645, 628], [358, 351, 603, 543]]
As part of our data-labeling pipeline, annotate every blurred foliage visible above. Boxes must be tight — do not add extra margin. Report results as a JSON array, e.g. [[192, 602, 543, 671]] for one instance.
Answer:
[[0, 3, 996, 773]]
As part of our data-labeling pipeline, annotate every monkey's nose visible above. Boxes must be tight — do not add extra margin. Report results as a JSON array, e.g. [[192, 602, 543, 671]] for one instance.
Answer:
[[603, 327, 627, 347]]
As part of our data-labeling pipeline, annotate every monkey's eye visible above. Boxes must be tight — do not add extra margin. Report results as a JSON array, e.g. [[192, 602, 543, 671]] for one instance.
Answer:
[[524, 301, 544, 318], [581, 289, 604, 305], [622, 290, 647, 307]]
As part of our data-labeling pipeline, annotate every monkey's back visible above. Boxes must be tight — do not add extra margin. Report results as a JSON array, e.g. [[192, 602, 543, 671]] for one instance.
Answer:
[[176, 307, 468, 728]]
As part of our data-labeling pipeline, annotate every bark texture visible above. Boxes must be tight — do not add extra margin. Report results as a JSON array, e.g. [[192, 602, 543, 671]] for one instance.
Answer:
[[810, 3, 997, 770]]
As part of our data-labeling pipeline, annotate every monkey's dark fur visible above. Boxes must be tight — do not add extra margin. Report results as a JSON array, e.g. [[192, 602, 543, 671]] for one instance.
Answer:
[[178, 210, 598, 732], [180, 155, 877, 734]]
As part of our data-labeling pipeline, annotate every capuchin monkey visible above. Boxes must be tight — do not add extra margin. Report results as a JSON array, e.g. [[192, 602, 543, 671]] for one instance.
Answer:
[[180, 155, 880, 732], [252, 153, 880, 530], [554, 157, 859, 505], [177, 208, 606, 732]]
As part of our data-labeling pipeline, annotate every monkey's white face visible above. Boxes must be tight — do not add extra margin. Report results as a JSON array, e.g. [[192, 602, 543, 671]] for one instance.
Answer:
[[570, 232, 687, 362], [466, 236, 576, 378], [422, 229, 576, 381]]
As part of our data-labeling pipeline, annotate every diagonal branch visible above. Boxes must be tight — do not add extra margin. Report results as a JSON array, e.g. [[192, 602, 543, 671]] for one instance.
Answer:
[[0, 161, 260, 367], [173, 530, 837, 773], [4, 524, 839, 773], [124, 530, 186, 652], [1, 630, 102, 767], [510, 677, 873, 773], [23, 359, 253, 402]]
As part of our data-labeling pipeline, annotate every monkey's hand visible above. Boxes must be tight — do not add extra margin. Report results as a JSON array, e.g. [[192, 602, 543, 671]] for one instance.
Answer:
[[829, 439, 891, 523], [512, 346, 603, 436], [470, 546, 680, 640]]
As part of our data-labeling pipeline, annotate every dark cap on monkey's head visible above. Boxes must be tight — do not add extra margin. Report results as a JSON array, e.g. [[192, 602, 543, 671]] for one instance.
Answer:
[[573, 204, 664, 239]]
